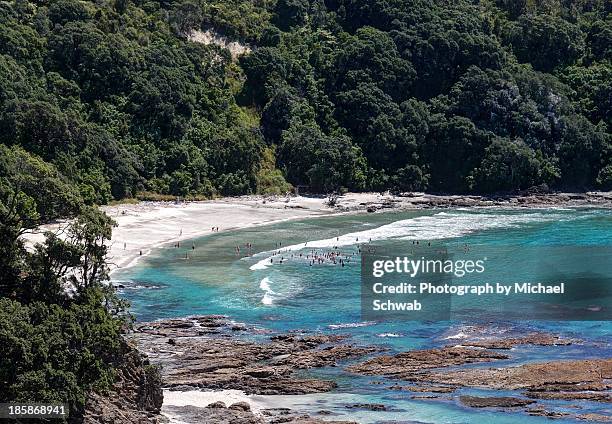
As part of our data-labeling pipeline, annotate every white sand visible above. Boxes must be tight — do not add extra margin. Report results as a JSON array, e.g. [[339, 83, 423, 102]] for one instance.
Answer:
[[22, 193, 399, 275], [162, 389, 265, 423], [163, 389, 264, 412], [102, 196, 336, 273], [21, 191, 612, 272]]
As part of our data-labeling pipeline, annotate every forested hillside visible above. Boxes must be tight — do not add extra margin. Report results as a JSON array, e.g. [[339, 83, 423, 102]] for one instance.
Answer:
[[1, 0, 610, 206]]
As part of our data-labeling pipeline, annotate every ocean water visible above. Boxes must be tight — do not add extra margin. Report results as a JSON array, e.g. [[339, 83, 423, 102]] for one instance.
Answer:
[[115, 208, 612, 423]]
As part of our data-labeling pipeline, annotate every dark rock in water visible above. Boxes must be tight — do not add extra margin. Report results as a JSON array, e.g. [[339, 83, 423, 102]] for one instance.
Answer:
[[206, 401, 227, 409], [347, 330, 610, 420], [459, 395, 535, 408], [525, 391, 611, 402], [528, 382, 610, 392], [410, 395, 445, 401], [367, 206, 377, 213], [391, 384, 456, 393], [411, 359, 612, 392], [261, 407, 357, 423], [527, 407, 571, 419], [134, 316, 380, 395], [228, 401, 251, 412], [346, 346, 508, 377], [574, 413, 612, 422], [243, 407, 358, 423], [345, 403, 387, 411], [83, 339, 163, 423], [167, 338, 176, 345], [460, 333, 574, 349], [261, 408, 292, 416]]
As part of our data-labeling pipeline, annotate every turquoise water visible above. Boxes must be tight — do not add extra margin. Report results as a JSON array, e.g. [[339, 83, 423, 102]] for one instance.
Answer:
[[115, 208, 612, 423]]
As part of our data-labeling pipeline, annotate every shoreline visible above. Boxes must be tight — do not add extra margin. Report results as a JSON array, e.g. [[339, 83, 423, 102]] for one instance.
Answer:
[[24, 191, 612, 277], [104, 196, 338, 275], [108, 190, 612, 275], [134, 315, 611, 424]]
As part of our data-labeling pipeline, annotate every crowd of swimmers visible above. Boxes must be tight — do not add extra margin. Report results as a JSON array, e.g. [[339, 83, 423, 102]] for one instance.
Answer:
[[122, 226, 467, 265], [264, 236, 374, 268]]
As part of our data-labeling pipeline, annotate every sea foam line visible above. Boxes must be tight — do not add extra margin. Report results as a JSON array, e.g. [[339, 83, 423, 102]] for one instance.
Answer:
[[259, 277, 276, 306], [249, 210, 570, 271]]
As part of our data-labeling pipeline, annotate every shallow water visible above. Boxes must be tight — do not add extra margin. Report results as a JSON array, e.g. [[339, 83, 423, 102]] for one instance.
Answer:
[[116, 208, 612, 423]]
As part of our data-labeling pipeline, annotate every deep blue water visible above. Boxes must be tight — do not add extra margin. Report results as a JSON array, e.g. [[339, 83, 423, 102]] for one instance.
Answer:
[[115, 208, 612, 423]]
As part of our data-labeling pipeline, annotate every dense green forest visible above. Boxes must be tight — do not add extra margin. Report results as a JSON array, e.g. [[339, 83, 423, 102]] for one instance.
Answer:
[[0, 191, 131, 419], [0, 0, 610, 203]]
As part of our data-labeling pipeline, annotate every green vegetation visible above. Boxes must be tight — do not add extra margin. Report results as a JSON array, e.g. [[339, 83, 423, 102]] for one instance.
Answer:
[[0, 176, 128, 419], [0, 0, 609, 199], [236, 0, 611, 193]]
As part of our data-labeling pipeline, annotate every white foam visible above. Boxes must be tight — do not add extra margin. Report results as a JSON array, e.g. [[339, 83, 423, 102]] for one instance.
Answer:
[[443, 332, 469, 340], [249, 211, 569, 270], [259, 277, 274, 293], [259, 277, 276, 306], [377, 333, 402, 338], [328, 321, 376, 329]]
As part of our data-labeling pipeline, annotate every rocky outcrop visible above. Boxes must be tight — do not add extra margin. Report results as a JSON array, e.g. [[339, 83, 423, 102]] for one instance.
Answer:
[[82, 340, 163, 423], [346, 330, 610, 422], [459, 333, 575, 349], [419, 358, 612, 392], [164, 402, 262, 424], [164, 400, 358, 424], [349, 345, 611, 400], [331, 191, 612, 213], [390, 384, 456, 393], [346, 346, 509, 377], [134, 316, 379, 395], [187, 29, 251, 60], [459, 396, 535, 408], [128, 317, 611, 423]]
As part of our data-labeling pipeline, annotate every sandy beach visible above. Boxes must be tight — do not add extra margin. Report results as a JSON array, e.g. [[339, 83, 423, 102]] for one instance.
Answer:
[[102, 196, 342, 273], [23, 191, 612, 276], [24, 194, 348, 273]]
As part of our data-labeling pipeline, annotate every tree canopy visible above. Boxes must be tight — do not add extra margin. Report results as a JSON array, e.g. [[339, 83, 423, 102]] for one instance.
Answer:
[[0, 0, 610, 198]]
